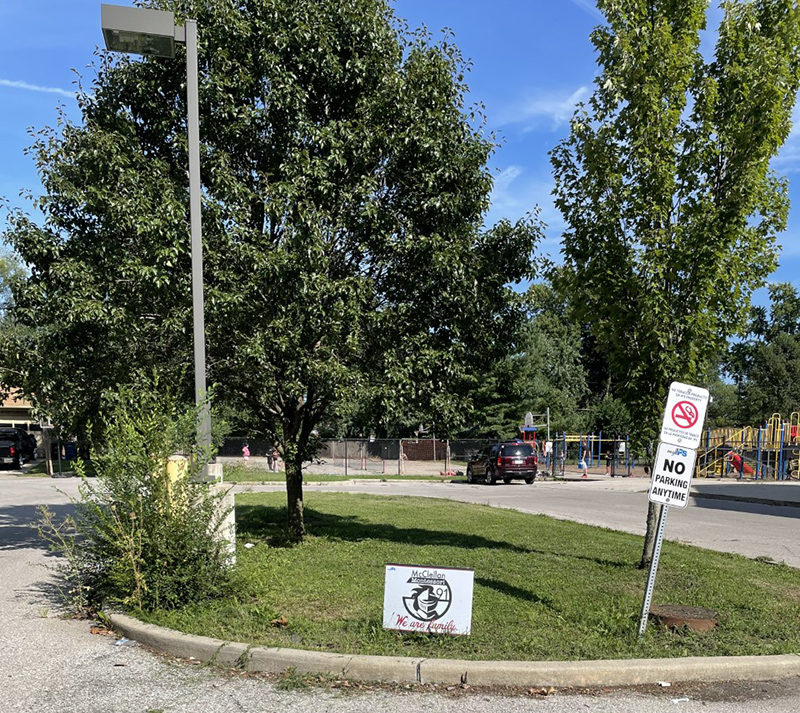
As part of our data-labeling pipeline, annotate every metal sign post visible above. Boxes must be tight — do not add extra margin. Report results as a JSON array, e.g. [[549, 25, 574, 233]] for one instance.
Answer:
[[638, 381, 709, 638], [638, 504, 668, 637]]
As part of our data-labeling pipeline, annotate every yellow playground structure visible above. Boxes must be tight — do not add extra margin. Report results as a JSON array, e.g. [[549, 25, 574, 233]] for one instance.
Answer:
[[697, 412, 800, 480]]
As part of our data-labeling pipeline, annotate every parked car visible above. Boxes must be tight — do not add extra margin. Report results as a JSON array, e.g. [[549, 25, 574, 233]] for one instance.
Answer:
[[0, 428, 36, 468], [466, 442, 537, 485]]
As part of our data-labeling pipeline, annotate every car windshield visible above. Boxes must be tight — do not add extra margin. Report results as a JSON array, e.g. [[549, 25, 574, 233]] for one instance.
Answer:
[[501, 444, 533, 457]]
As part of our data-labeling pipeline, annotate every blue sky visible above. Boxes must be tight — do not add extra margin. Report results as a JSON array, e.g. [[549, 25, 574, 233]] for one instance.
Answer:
[[1, 0, 798, 301]]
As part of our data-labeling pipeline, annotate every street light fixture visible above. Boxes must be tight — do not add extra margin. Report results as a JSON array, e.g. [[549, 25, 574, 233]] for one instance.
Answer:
[[101, 4, 211, 473]]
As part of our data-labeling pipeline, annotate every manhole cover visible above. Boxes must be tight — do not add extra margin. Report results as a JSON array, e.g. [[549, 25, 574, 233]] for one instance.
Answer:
[[650, 605, 718, 632]]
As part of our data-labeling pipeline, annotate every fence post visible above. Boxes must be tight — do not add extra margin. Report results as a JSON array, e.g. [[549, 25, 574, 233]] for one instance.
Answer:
[[626, 435, 631, 477], [598, 431, 603, 468], [344, 439, 348, 477], [779, 423, 786, 481], [756, 428, 762, 480]]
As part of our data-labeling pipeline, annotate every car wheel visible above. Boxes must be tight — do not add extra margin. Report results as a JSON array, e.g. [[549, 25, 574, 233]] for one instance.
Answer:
[[485, 468, 495, 485], [525, 475, 535, 484], [466, 466, 473, 484]]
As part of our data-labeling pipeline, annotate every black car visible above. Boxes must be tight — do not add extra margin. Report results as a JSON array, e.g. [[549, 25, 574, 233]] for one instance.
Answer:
[[0, 428, 35, 468], [466, 442, 537, 485]]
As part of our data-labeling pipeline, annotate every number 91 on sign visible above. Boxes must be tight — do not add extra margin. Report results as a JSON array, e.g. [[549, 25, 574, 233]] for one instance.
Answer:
[[648, 442, 697, 509]]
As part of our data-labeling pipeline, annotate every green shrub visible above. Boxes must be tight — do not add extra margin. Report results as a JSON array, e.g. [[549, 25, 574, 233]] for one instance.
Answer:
[[40, 384, 233, 613]]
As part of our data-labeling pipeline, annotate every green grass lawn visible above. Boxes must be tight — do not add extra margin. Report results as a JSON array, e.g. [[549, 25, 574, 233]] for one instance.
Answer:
[[22, 460, 77, 476], [14, 461, 50, 476], [223, 464, 447, 483], [26, 459, 93, 476], [139, 492, 800, 662]]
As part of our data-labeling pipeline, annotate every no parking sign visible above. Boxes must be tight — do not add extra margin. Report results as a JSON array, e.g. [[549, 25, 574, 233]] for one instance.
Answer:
[[648, 443, 697, 508]]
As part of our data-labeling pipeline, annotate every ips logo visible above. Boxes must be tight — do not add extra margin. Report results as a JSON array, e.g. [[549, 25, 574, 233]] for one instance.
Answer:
[[668, 447, 687, 457]]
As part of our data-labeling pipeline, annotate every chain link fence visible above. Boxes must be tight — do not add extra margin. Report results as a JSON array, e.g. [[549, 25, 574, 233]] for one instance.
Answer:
[[213, 427, 800, 481], [220, 437, 494, 476]]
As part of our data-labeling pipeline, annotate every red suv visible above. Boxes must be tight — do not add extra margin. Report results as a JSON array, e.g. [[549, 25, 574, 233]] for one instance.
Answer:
[[466, 442, 537, 485]]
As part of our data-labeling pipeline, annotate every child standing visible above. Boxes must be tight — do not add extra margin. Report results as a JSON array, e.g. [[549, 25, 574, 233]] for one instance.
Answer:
[[242, 443, 250, 464]]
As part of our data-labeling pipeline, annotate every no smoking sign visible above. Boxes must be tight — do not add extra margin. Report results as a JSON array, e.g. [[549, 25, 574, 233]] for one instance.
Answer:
[[671, 401, 699, 429], [660, 382, 709, 449]]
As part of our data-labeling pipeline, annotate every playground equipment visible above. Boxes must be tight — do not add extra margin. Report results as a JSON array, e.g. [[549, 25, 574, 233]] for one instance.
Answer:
[[549, 432, 633, 477], [697, 412, 800, 480], [549, 413, 800, 481]]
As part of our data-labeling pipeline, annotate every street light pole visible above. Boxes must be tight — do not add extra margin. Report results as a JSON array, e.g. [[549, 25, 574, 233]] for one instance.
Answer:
[[185, 19, 211, 464], [101, 5, 210, 471]]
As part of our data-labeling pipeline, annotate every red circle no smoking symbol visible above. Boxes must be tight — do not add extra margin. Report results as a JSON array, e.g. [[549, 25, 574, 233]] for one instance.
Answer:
[[671, 401, 698, 429]]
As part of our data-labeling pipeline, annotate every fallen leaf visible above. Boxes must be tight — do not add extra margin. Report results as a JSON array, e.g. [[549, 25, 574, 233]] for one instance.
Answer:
[[528, 686, 555, 696]]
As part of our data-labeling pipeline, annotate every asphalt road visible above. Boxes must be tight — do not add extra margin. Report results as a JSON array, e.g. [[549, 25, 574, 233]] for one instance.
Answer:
[[2, 474, 800, 712]]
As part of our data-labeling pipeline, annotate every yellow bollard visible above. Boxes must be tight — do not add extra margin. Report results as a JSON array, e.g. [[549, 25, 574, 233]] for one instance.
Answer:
[[166, 454, 188, 495]]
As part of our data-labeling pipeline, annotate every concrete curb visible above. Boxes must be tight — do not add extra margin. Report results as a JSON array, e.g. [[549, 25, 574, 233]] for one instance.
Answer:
[[106, 613, 800, 687]]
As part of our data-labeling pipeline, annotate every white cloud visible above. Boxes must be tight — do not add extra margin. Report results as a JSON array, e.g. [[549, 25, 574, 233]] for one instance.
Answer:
[[500, 86, 590, 131], [569, 0, 604, 21], [491, 165, 523, 195], [0, 78, 76, 99], [486, 165, 565, 255]]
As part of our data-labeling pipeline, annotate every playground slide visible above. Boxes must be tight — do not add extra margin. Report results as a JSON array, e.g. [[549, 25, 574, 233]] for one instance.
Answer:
[[728, 453, 754, 475]]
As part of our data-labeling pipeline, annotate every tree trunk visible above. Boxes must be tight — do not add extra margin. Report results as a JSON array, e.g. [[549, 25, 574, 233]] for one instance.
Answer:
[[639, 500, 661, 569], [284, 452, 305, 542]]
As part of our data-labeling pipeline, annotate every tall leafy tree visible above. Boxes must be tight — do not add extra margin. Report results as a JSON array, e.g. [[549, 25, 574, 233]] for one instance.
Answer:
[[0, 251, 23, 311], [462, 280, 588, 439], [551, 0, 800, 566], [728, 283, 800, 423], [3, 0, 539, 539], [0, 250, 28, 397]]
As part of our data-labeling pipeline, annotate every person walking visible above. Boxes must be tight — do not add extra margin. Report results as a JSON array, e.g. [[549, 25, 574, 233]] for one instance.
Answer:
[[579, 448, 589, 478], [242, 443, 250, 464]]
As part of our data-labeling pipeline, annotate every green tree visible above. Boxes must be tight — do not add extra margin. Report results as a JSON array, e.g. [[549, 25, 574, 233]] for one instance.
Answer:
[[3, 0, 539, 540], [514, 282, 588, 433], [0, 250, 28, 398], [0, 251, 23, 311], [551, 0, 800, 566], [728, 283, 800, 423], [586, 393, 632, 436], [461, 280, 588, 439]]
